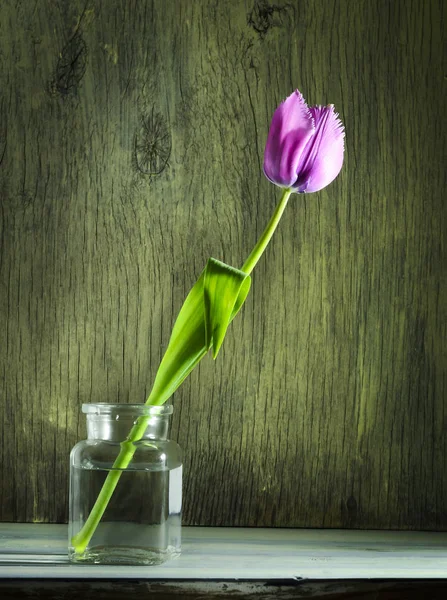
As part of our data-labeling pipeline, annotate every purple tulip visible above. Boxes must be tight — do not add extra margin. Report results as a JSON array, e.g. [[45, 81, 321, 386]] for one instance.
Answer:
[[263, 90, 345, 193]]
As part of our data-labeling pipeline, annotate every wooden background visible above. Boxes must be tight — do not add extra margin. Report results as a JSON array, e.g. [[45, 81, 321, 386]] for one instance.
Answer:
[[0, 0, 445, 529]]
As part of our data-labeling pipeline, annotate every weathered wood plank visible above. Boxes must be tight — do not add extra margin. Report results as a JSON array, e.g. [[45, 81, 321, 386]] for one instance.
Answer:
[[0, 0, 446, 529], [3, 579, 447, 600], [1, 524, 447, 579]]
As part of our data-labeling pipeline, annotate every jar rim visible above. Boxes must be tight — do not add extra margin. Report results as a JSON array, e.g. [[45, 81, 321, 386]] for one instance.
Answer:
[[81, 403, 173, 416]]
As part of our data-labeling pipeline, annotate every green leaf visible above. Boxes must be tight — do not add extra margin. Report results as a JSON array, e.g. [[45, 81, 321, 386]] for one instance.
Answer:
[[204, 258, 251, 358], [146, 259, 251, 406]]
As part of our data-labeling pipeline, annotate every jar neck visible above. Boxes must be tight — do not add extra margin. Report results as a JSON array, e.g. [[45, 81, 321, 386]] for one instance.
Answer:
[[83, 404, 173, 442]]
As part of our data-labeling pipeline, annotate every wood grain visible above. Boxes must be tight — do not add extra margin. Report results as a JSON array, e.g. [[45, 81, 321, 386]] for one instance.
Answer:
[[0, 0, 446, 529]]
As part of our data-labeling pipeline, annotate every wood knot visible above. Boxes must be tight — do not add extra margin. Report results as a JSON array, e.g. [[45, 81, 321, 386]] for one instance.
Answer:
[[48, 32, 88, 97], [247, 1, 289, 37], [133, 108, 171, 178]]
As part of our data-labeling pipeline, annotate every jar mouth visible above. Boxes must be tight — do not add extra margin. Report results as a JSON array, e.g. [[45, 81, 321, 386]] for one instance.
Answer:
[[81, 403, 173, 416]]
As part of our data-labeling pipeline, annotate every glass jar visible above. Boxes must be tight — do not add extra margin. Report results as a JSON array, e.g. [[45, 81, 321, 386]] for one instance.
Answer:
[[68, 403, 182, 565]]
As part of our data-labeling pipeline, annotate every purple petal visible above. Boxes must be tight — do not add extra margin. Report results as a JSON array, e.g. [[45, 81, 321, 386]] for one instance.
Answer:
[[263, 90, 315, 188], [294, 104, 345, 193]]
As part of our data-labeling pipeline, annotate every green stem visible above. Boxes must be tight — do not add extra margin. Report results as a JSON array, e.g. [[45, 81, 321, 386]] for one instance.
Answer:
[[71, 187, 293, 555], [70, 415, 151, 554], [241, 188, 292, 274]]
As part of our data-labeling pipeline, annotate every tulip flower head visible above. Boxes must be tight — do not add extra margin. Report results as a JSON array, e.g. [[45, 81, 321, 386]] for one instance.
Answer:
[[263, 90, 345, 193]]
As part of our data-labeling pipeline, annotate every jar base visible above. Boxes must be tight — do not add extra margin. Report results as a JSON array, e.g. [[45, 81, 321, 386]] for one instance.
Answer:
[[69, 545, 181, 566]]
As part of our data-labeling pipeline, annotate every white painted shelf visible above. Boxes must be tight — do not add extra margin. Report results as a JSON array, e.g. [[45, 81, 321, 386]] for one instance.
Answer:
[[0, 524, 446, 580]]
